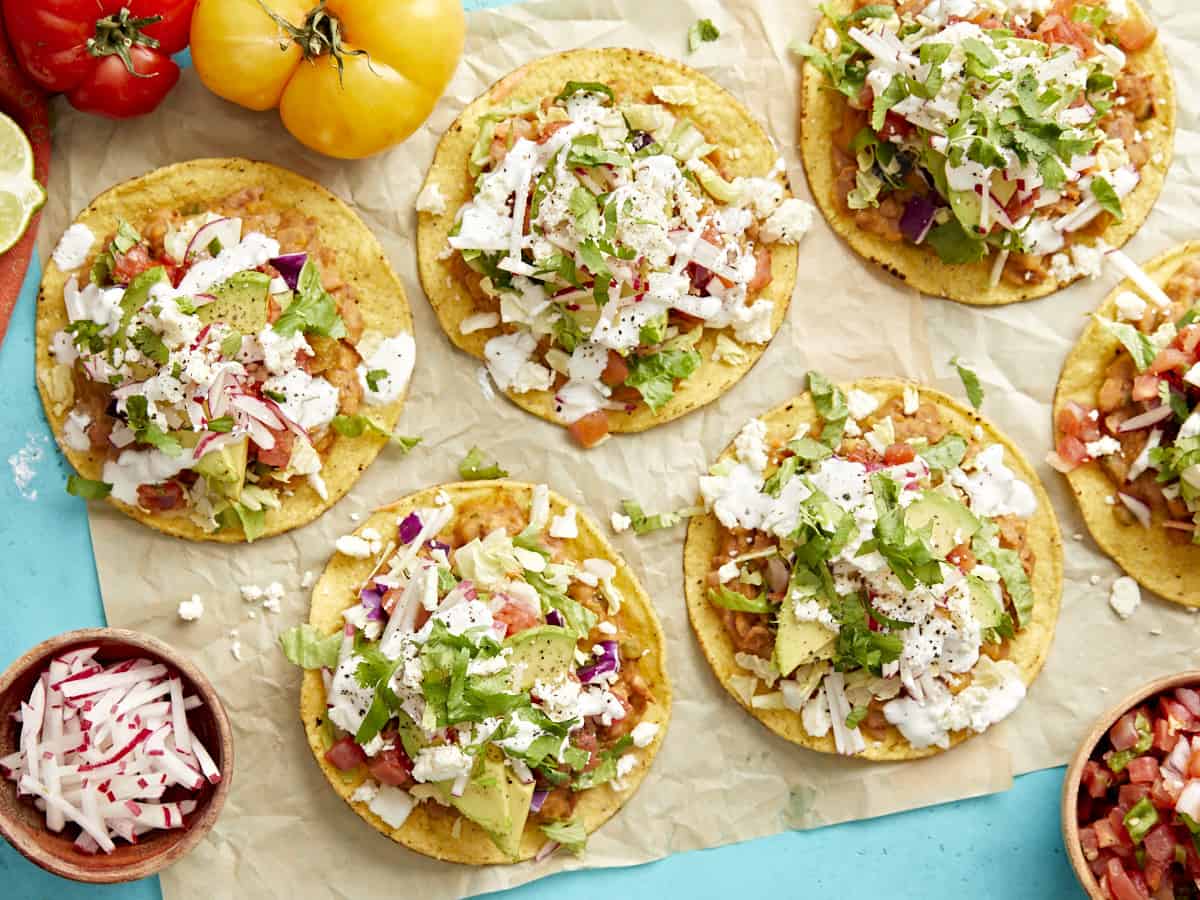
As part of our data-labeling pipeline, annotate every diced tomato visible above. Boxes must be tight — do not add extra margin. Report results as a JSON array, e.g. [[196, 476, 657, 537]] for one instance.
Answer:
[[1149, 777, 1179, 810], [1119, 783, 1150, 810], [883, 442, 916, 465], [1095, 817, 1121, 849], [112, 245, 160, 283], [1106, 858, 1150, 900], [567, 410, 610, 448], [1175, 688, 1200, 719], [1112, 712, 1143, 752], [324, 736, 366, 771], [1080, 826, 1101, 861], [878, 110, 914, 141], [1137, 825, 1176, 868], [136, 481, 186, 512], [1056, 434, 1089, 467], [1127, 755, 1159, 784], [1057, 401, 1102, 442], [1003, 189, 1038, 225], [493, 600, 539, 637], [1176, 325, 1200, 356], [1108, 808, 1135, 846], [1143, 858, 1168, 894], [946, 543, 977, 573], [1162, 698, 1199, 732], [1115, 15, 1157, 52], [1084, 760, 1115, 799], [254, 427, 295, 469], [366, 745, 413, 788], [381, 588, 402, 615], [1131, 374, 1162, 401], [1037, 12, 1096, 56], [1148, 349, 1191, 376], [1188, 751, 1200, 780], [747, 244, 773, 295], [1153, 716, 1176, 753], [844, 445, 883, 465], [600, 351, 629, 387]]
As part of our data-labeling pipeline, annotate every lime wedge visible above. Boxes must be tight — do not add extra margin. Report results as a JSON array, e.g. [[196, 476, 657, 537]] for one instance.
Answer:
[[0, 111, 45, 255]]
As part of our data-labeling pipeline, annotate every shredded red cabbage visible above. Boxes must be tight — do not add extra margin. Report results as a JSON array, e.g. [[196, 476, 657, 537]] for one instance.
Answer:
[[398, 513, 422, 545], [545, 609, 565, 628], [268, 252, 308, 290], [428, 540, 451, 553], [577, 640, 620, 684], [899, 196, 937, 245]]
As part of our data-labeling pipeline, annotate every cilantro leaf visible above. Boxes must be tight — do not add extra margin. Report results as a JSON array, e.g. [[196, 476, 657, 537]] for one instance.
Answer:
[[66, 476, 112, 500], [123, 395, 182, 457], [867, 473, 943, 590], [927, 219, 987, 265], [206, 416, 234, 433], [845, 705, 869, 729], [220, 330, 243, 359], [131, 326, 169, 365], [365, 368, 388, 393], [273, 260, 346, 338], [1091, 176, 1124, 221], [526, 570, 597, 638], [459, 446, 508, 480], [829, 593, 903, 675], [950, 357, 985, 410], [687, 18, 720, 53]]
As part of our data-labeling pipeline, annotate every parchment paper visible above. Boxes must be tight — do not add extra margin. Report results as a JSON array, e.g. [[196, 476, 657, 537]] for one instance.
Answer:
[[33, 0, 1200, 896]]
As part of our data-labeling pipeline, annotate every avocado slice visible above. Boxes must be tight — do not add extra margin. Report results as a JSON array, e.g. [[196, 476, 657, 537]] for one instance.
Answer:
[[503, 625, 577, 692], [194, 436, 249, 500], [903, 491, 979, 557], [948, 189, 982, 232], [967, 575, 1006, 635], [197, 270, 271, 332], [497, 762, 534, 859], [774, 597, 836, 677], [435, 749, 512, 847]]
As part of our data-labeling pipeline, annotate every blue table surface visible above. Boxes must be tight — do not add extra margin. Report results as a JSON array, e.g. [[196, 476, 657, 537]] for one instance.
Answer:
[[0, 10, 1089, 895]]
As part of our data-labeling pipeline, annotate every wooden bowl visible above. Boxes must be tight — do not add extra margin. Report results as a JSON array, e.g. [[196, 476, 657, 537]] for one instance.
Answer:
[[0, 628, 234, 883], [1062, 670, 1200, 899]]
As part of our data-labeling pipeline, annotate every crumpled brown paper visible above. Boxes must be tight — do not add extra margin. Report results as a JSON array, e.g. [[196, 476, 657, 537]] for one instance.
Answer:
[[34, 0, 1200, 896]]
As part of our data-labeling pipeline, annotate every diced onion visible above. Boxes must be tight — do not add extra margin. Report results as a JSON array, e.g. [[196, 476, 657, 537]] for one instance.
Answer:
[[1117, 492, 1152, 528]]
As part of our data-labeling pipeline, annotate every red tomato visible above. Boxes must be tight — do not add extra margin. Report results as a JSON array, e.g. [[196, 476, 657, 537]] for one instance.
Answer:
[[136, 481, 185, 511], [747, 244, 774, 295], [493, 600, 539, 637], [883, 442, 916, 465], [3, 0, 193, 118], [946, 543, 977, 573], [324, 736, 366, 771], [1111, 712, 1144, 752], [112, 246, 161, 283], [253, 426, 295, 469], [600, 351, 629, 387], [568, 410, 610, 448], [1082, 760, 1114, 799], [844, 445, 883, 465], [1057, 402, 1101, 442], [1056, 434, 1089, 468], [1148, 349, 1191, 376], [1106, 858, 1151, 900], [1080, 825, 1100, 861], [1176, 325, 1200, 356], [1126, 755, 1159, 784], [1115, 16, 1157, 52], [1037, 12, 1096, 55], [1175, 688, 1200, 719], [878, 110, 914, 141], [366, 745, 413, 788]]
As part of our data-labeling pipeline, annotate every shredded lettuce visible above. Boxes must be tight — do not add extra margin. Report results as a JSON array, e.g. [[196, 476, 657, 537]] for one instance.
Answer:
[[687, 18, 720, 53], [539, 818, 588, 855], [1096, 317, 1158, 372], [950, 357, 985, 410], [459, 446, 509, 480], [279, 624, 342, 670], [807, 371, 849, 446], [66, 475, 112, 500], [972, 520, 1034, 628]]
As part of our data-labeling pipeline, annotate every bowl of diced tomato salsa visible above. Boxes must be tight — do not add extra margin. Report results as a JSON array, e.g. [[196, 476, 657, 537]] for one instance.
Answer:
[[1064, 672, 1200, 900]]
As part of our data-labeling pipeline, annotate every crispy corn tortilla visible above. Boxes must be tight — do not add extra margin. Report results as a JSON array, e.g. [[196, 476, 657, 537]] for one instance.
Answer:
[[799, 0, 1175, 306], [1055, 242, 1200, 607], [35, 158, 413, 543], [300, 481, 672, 864], [683, 379, 1063, 760], [416, 47, 799, 434]]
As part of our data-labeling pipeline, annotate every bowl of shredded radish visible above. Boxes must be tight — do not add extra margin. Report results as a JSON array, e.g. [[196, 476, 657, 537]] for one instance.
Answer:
[[0, 628, 233, 882]]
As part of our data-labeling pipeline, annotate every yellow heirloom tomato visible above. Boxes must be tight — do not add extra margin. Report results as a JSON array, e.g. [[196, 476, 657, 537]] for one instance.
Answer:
[[190, 0, 465, 159]]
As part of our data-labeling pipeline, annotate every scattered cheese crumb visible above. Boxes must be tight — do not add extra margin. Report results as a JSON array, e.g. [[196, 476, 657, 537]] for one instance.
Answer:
[[902, 385, 920, 416], [177, 594, 204, 622], [611, 512, 632, 533], [301, 570, 315, 588], [416, 182, 447, 215], [349, 512, 361, 522], [597, 621, 618, 635], [1109, 576, 1141, 620], [229, 629, 243, 661], [1089, 575, 1101, 586], [1115, 291, 1147, 322], [630, 721, 659, 748], [549, 506, 579, 539]]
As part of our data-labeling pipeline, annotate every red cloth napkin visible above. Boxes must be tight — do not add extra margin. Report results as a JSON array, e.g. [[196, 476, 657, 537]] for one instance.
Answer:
[[0, 12, 50, 347]]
